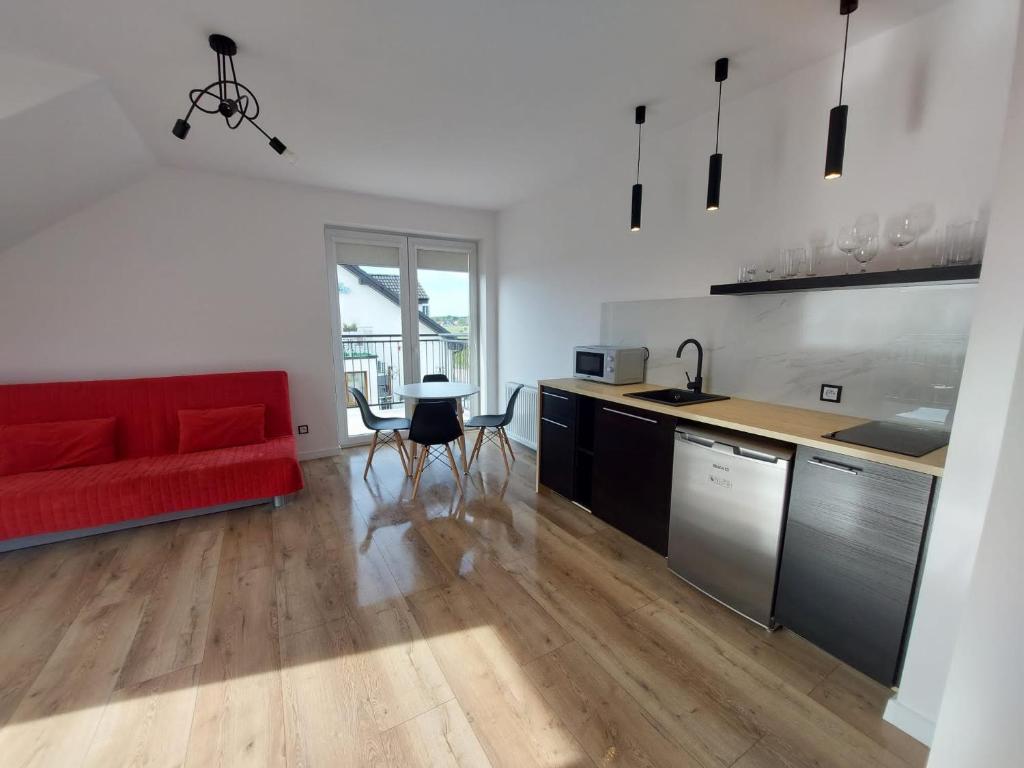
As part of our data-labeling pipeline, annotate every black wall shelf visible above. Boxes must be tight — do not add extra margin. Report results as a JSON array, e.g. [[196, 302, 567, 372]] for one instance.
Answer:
[[710, 264, 981, 296]]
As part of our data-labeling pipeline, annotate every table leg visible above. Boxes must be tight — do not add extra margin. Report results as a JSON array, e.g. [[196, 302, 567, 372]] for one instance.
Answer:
[[457, 400, 469, 474]]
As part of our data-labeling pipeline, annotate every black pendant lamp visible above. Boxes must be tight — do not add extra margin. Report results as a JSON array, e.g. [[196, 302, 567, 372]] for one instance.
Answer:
[[172, 34, 295, 164], [630, 105, 646, 232], [707, 57, 729, 212], [825, 1, 858, 180]]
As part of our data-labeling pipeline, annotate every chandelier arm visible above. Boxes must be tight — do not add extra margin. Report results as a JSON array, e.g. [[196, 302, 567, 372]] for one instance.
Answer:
[[246, 115, 274, 141], [229, 55, 244, 107], [188, 83, 232, 115], [215, 51, 223, 102]]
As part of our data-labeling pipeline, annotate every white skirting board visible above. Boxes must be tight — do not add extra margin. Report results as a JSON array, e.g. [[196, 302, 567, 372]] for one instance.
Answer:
[[883, 698, 935, 746]]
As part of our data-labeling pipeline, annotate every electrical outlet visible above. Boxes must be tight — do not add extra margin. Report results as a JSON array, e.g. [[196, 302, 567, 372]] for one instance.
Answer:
[[820, 384, 842, 404], [297, 425, 309, 435]]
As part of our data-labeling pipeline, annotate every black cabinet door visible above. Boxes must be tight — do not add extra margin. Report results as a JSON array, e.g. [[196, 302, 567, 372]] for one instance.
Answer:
[[592, 403, 675, 554], [774, 446, 935, 685], [538, 388, 576, 500]]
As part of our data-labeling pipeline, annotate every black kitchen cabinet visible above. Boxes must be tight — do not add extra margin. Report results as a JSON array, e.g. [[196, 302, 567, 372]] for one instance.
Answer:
[[538, 387, 576, 500], [774, 446, 936, 685], [591, 402, 676, 554]]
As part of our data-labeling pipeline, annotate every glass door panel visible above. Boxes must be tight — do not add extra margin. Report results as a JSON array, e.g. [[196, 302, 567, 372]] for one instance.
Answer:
[[409, 239, 479, 419], [331, 234, 411, 444]]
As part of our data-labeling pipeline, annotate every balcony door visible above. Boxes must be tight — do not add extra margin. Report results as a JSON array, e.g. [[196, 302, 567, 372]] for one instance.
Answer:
[[325, 227, 479, 447]]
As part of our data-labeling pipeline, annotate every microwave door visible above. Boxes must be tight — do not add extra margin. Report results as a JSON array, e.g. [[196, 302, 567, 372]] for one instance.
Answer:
[[576, 351, 604, 378]]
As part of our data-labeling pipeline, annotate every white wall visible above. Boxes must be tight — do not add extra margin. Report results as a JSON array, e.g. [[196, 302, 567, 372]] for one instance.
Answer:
[[0, 166, 497, 458], [497, 0, 1019, 388], [886, 4, 1024, 748], [926, 336, 1024, 766]]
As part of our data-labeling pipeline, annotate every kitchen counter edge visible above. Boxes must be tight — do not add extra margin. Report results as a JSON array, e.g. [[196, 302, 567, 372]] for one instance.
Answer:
[[537, 378, 945, 477]]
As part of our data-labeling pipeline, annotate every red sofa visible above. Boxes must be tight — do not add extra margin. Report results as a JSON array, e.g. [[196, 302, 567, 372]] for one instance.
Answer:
[[0, 371, 304, 549]]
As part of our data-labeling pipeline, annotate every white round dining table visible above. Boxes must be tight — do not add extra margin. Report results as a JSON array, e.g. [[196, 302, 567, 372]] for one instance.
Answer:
[[393, 382, 479, 401], [393, 382, 480, 473]]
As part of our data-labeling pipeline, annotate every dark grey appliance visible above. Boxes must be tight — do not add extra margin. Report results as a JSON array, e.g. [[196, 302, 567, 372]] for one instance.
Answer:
[[668, 425, 794, 629]]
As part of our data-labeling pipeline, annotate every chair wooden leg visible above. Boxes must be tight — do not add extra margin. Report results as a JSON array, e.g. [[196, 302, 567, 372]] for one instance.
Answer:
[[394, 431, 410, 475], [444, 443, 463, 494], [496, 428, 510, 473], [411, 445, 428, 500], [467, 428, 486, 471], [500, 428, 516, 462], [363, 431, 379, 480]]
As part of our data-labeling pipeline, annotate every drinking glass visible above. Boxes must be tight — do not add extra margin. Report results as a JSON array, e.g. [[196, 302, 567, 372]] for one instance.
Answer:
[[853, 235, 879, 272], [762, 252, 778, 281], [808, 230, 831, 276], [853, 213, 880, 241], [945, 219, 975, 265], [886, 214, 918, 270], [737, 265, 758, 283], [837, 226, 861, 275], [786, 247, 808, 277]]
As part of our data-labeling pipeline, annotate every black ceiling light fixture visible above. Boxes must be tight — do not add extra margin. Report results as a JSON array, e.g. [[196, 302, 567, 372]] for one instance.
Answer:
[[825, 0, 858, 180], [171, 34, 296, 164], [630, 105, 646, 232], [707, 57, 729, 212]]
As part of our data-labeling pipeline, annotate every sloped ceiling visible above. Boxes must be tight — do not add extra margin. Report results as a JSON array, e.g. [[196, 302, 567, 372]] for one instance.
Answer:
[[0, 0, 950, 211], [0, 54, 155, 252]]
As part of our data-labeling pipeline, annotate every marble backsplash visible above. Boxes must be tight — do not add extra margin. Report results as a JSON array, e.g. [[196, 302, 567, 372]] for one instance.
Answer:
[[601, 284, 976, 424]]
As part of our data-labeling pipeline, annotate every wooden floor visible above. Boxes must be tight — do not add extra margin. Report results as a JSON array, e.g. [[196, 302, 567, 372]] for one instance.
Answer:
[[0, 443, 930, 768]]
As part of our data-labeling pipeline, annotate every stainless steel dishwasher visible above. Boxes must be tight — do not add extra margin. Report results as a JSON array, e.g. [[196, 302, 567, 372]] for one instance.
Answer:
[[669, 424, 794, 629]]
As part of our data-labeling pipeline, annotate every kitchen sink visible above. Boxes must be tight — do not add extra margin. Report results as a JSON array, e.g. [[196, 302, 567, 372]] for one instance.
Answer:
[[625, 388, 730, 407]]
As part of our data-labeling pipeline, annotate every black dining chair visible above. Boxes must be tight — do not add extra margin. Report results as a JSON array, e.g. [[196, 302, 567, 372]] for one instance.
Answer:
[[351, 388, 411, 479], [466, 384, 524, 472], [421, 373, 458, 414], [408, 400, 465, 499]]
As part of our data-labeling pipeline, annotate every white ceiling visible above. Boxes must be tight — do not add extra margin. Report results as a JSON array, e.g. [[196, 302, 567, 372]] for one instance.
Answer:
[[1, 0, 948, 211]]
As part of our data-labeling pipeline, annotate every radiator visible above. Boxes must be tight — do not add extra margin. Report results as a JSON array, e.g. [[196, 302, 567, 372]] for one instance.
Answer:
[[504, 382, 538, 449]]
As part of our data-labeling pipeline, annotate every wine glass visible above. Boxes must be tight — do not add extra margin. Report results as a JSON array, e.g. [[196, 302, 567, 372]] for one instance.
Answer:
[[886, 214, 918, 270], [853, 234, 879, 272], [762, 251, 778, 281], [853, 213, 880, 242], [837, 226, 861, 275]]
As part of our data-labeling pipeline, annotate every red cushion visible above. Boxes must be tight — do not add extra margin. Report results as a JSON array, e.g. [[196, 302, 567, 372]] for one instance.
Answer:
[[0, 436, 304, 540], [178, 404, 266, 454], [0, 417, 116, 476]]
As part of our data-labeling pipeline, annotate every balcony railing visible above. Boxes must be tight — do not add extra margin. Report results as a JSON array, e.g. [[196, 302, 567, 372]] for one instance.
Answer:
[[341, 333, 470, 408]]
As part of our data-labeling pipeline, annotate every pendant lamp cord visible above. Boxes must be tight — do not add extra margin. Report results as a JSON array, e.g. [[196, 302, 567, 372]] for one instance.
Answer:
[[715, 81, 723, 154], [838, 12, 850, 106], [635, 122, 643, 185]]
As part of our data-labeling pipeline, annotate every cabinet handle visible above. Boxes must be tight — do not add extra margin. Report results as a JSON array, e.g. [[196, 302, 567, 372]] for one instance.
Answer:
[[543, 391, 569, 401], [541, 417, 569, 429], [602, 407, 657, 425], [807, 457, 860, 476]]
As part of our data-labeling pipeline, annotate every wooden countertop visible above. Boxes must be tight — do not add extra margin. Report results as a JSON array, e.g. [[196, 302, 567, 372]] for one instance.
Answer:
[[538, 378, 946, 477]]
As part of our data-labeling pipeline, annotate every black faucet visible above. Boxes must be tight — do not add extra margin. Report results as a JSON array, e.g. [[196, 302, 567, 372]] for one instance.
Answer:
[[675, 339, 704, 393]]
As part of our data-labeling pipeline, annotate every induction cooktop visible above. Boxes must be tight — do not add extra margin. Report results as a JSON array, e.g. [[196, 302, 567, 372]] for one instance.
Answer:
[[826, 419, 951, 458]]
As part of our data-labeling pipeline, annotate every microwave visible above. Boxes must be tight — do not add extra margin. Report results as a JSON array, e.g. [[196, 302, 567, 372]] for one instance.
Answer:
[[573, 345, 647, 385]]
